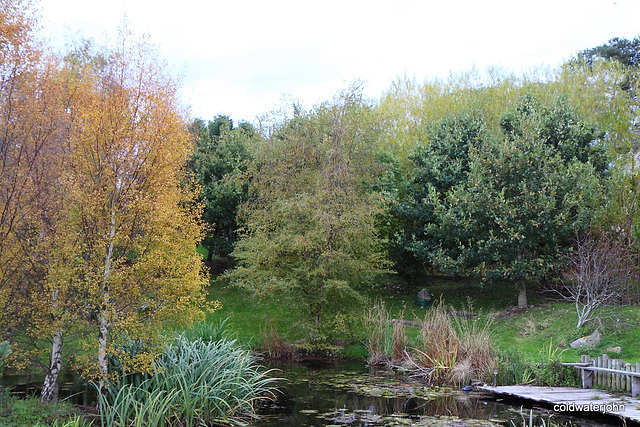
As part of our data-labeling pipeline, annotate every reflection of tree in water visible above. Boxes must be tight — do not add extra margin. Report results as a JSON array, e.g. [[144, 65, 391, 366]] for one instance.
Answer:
[[264, 361, 492, 418], [416, 394, 488, 419], [356, 393, 489, 419]]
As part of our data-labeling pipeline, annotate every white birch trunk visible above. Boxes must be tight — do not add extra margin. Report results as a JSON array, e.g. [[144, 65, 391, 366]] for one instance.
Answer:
[[98, 209, 116, 387], [41, 328, 62, 402]]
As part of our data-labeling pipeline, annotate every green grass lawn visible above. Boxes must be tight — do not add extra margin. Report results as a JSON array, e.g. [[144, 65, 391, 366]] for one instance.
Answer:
[[204, 270, 640, 364], [205, 276, 307, 346]]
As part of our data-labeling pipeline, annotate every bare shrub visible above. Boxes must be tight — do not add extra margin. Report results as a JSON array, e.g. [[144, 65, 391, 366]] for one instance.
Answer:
[[260, 319, 294, 359], [547, 232, 637, 328]]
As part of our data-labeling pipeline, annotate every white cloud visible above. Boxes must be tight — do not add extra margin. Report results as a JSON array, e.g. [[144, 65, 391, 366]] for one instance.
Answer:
[[37, 0, 640, 123]]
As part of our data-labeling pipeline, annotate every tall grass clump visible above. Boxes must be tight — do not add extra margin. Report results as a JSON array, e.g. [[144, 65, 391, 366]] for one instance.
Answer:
[[182, 318, 232, 342], [450, 305, 496, 385], [413, 300, 459, 384], [363, 298, 392, 365], [98, 335, 279, 426], [391, 317, 407, 364], [495, 347, 534, 385], [260, 318, 294, 359]]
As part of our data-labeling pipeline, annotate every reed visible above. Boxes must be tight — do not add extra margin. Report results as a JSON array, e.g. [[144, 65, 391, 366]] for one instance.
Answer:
[[51, 416, 94, 427], [260, 319, 294, 359], [415, 300, 459, 383], [391, 312, 407, 364], [451, 308, 496, 385], [363, 298, 391, 365]]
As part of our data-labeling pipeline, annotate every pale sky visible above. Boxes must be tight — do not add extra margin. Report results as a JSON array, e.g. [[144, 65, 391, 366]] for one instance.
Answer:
[[36, 0, 640, 124]]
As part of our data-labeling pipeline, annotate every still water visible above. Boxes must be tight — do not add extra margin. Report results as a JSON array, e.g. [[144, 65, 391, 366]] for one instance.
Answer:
[[253, 359, 623, 427]]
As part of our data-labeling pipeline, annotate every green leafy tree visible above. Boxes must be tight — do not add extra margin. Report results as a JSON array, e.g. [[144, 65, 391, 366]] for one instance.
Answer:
[[397, 95, 605, 306], [388, 111, 485, 282], [577, 36, 640, 68], [188, 116, 255, 261], [227, 87, 389, 340]]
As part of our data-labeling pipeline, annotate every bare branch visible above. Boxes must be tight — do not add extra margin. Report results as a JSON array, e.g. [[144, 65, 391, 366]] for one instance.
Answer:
[[545, 232, 637, 328]]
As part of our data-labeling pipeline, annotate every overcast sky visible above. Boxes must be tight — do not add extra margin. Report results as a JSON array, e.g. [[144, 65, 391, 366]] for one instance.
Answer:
[[37, 0, 640, 124]]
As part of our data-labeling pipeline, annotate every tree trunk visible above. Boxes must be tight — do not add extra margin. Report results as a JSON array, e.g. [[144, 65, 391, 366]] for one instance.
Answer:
[[98, 210, 116, 387], [518, 286, 527, 308], [315, 301, 322, 325], [41, 328, 62, 403]]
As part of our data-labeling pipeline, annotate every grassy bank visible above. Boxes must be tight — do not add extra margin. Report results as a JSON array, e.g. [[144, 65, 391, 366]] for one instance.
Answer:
[[206, 273, 640, 364]]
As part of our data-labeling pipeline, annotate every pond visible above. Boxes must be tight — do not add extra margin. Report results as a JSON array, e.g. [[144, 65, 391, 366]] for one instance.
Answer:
[[253, 358, 622, 427], [0, 359, 624, 426]]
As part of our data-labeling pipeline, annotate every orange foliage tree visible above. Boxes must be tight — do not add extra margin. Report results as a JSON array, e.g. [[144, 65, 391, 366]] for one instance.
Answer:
[[0, 0, 72, 401], [58, 29, 208, 386], [1, 2, 209, 400]]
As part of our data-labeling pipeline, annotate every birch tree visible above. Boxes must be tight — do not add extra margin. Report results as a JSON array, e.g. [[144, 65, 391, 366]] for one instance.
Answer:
[[0, 0, 73, 401], [59, 31, 207, 384]]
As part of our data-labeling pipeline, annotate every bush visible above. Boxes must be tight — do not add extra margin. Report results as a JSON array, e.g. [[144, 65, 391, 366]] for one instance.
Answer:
[[532, 360, 579, 387], [0, 391, 88, 427], [493, 344, 579, 387]]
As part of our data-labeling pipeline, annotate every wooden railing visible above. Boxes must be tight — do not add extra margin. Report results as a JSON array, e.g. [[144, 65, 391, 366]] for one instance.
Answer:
[[563, 354, 640, 397]]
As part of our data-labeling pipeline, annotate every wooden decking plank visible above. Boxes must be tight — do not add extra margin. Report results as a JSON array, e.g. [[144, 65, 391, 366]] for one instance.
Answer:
[[479, 385, 640, 423]]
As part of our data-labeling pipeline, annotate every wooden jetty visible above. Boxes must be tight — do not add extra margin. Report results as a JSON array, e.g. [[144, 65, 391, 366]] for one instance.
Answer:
[[479, 385, 640, 424]]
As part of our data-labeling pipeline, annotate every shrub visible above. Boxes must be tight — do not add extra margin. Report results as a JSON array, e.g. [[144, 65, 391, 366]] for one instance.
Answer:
[[0, 393, 87, 427]]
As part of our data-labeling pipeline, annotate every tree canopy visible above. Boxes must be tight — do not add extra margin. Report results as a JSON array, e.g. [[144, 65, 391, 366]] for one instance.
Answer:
[[577, 36, 640, 68], [187, 116, 255, 261]]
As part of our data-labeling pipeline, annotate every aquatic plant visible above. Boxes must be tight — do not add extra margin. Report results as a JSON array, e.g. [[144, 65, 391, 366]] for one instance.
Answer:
[[414, 300, 459, 384], [495, 347, 533, 385], [365, 298, 496, 385], [451, 304, 496, 385], [181, 318, 233, 342], [391, 315, 407, 364], [364, 298, 392, 365], [98, 335, 279, 426], [260, 318, 295, 359], [509, 407, 557, 427]]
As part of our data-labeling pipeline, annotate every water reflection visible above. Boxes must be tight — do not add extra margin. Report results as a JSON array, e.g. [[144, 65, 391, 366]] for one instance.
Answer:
[[253, 359, 622, 427]]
